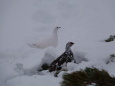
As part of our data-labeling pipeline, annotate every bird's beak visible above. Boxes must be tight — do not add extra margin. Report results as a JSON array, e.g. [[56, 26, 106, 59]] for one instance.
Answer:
[[72, 42, 75, 44], [71, 42, 74, 45]]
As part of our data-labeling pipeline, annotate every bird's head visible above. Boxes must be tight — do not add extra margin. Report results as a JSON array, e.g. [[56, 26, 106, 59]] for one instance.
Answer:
[[53, 27, 61, 33], [66, 42, 74, 47]]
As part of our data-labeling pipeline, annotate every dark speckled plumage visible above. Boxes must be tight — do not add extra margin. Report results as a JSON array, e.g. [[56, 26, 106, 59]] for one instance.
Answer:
[[49, 42, 76, 72]]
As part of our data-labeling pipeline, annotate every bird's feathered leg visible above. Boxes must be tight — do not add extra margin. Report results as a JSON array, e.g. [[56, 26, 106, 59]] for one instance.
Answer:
[[54, 63, 61, 77], [54, 70, 60, 77]]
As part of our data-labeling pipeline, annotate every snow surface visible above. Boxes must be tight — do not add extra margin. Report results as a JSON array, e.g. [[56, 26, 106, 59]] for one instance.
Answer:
[[0, 0, 115, 86]]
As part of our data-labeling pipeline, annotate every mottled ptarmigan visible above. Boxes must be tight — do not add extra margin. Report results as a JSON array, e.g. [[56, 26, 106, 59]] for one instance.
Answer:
[[28, 27, 60, 49], [49, 42, 76, 73]]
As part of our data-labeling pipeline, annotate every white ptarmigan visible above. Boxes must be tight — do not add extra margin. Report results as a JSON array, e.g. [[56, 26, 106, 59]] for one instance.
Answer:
[[28, 27, 61, 49], [49, 42, 76, 72]]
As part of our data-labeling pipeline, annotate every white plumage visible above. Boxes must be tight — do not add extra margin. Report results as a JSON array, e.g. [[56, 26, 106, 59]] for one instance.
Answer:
[[28, 27, 60, 49]]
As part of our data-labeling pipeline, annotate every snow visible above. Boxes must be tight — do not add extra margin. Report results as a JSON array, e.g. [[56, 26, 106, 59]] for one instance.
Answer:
[[0, 0, 115, 86], [7, 74, 62, 86]]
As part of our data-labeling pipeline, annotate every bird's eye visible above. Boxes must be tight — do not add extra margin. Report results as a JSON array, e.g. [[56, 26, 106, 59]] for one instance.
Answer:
[[57, 27, 61, 28]]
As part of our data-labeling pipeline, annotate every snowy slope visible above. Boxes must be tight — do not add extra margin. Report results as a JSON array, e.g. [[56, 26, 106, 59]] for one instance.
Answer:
[[0, 0, 115, 86]]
